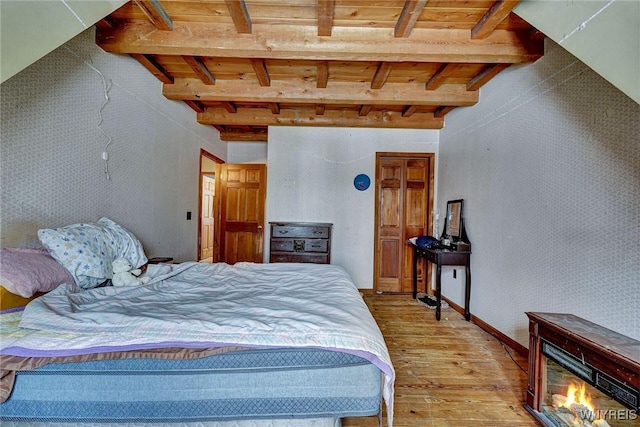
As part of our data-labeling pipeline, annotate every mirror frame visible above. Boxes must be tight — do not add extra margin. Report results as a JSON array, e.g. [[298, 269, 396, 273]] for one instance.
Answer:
[[443, 199, 464, 241]]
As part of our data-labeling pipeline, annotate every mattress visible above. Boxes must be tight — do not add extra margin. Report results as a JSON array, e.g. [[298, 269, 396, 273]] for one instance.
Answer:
[[3, 419, 342, 427], [1, 262, 394, 426], [1, 347, 381, 423]]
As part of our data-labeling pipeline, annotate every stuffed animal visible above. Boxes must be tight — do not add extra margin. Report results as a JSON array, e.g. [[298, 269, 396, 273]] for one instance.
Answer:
[[111, 257, 149, 287]]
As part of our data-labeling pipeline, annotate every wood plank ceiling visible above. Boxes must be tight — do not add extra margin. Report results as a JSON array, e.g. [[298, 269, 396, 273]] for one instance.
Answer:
[[96, 0, 544, 142]]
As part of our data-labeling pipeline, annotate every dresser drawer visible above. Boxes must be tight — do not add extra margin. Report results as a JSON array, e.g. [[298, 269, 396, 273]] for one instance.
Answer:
[[303, 239, 328, 253], [270, 253, 330, 264], [271, 225, 330, 239], [271, 238, 328, 253], [270, 239, 295, 252]]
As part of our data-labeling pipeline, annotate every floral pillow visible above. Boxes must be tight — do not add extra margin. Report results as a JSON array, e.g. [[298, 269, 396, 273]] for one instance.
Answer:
[[38, 217, 147, 289]]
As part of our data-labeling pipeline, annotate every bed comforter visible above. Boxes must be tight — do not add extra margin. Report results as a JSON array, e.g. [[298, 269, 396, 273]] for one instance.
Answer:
[[0, 262, 394, 425]]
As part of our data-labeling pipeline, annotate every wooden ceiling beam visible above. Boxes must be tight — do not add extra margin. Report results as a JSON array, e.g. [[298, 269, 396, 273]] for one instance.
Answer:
[[395, 0, 428, 38], [163, 78, 479, 106], [269, 103, 281, 114], [425, 63, 458, 90], [402, 105, 419, 117], [529, 28, 546, 41], [184, 100, 205, 113], [224, 0, 252, 34], [359, 105, 372, 116], [434, 105, 456, 118], [219, 129, 268, 142], [95, 17, 115, 29], [371, 62, 393, 90], [317, 61, 329, 88], [97, 22, 543, 64], [221, 101, 238, 113], [182, 56, 216, 85], [317, 0, 335, 37], [467, 63, 510, 90], [471, 1, 520, 39], [250, 59, 270, 86], [198, 108, 444, 129], [130, 54, 173, 84], [133, 0, 173, 31]]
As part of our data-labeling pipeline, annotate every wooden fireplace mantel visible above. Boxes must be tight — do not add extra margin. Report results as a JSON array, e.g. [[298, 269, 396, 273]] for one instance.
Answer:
[[525, 312, 640, 416]]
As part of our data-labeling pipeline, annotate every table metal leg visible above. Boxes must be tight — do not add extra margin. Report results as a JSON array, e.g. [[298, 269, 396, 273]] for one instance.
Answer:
[[412, 247, 418, 299], [464, 264, 471, 321], [435, 264, 442, 321]]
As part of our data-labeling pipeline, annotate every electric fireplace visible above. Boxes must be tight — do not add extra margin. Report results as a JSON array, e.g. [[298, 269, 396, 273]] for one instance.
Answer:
[[525, 313, 639, 427]]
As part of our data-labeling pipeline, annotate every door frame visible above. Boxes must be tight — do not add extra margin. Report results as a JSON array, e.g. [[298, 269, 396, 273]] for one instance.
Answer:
[[198, 149, 224, 262], [373, 152, 435, 294]]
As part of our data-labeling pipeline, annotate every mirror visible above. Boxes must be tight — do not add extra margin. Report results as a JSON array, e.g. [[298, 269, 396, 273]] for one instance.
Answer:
[[444, 199, 464, 241]]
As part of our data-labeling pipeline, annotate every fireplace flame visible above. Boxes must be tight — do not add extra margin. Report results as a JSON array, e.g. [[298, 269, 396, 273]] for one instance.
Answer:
[[565, 382, 595, 413], [550, 381, 609, 426]]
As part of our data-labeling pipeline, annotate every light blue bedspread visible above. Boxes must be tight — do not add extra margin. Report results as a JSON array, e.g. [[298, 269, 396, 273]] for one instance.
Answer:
[[1, 262, 394, 426]]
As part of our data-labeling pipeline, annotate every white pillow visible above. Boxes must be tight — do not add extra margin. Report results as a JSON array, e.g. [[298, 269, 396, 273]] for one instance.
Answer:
[[38, 217, 147, 289]]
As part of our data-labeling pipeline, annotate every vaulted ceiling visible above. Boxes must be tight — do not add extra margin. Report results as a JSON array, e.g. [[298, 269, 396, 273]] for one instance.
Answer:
[[96, 0, 544, 141]]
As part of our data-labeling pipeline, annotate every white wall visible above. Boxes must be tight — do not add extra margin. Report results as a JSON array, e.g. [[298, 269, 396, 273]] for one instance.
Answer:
[[0, 0, 127, 84], [515, 0, 640, 104], [0, 28, 227, 262], [227, 142, 268, 164], [438, 39, 640, 346], [266, 127, 439, 289]]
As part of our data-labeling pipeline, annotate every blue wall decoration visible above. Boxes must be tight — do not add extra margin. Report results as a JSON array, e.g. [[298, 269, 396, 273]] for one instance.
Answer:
[[353, 174, 371, 191]]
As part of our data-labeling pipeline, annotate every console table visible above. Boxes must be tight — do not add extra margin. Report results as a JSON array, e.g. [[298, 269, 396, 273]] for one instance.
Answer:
[[411, 244, 472, 321]]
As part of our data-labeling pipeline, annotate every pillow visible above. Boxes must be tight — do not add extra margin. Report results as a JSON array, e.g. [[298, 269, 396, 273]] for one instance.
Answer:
[[0, 247, 75, 298], [38, 217, 147, 289]]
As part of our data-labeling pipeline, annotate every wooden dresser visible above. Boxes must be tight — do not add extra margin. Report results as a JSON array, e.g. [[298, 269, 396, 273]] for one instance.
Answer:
[[269, 222, 332, 264]]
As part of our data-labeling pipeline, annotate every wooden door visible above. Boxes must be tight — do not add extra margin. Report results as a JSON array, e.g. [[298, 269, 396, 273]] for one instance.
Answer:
[[217, 164, 266, 264], [374, 153, 434, 293], [375, 158, 403, 292], [200, 174, 215, 260]]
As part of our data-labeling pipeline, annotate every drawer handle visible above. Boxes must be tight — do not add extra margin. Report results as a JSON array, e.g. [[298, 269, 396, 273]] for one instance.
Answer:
[[276, 256, 287, 261], [313, 231, 323, 235], [278, 230, 289, 234], [311, 244, 322, 248]]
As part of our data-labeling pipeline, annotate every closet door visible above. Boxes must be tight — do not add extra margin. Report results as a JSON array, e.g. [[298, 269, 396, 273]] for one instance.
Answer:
[[374, 153, 433, 293], [375, 158, 404, 292]]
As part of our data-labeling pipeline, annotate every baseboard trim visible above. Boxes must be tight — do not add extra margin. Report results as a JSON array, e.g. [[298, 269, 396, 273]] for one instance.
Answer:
[[441, 295, 529, 358]]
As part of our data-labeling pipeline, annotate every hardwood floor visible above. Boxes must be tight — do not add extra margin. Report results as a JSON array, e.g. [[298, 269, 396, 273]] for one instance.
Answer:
[[343, 294, 538, 426]]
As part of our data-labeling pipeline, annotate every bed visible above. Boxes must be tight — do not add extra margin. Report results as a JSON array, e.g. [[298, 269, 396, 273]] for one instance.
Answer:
[[0, 219, 395, 427]]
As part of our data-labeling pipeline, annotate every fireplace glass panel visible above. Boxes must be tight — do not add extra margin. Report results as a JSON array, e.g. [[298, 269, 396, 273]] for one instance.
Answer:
[[541, 357, 638, 427]]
